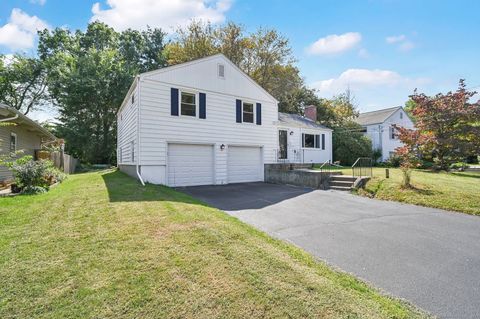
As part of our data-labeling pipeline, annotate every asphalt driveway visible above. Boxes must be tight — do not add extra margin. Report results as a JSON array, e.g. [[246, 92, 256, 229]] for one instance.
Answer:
[[180, 182, 480, 319]]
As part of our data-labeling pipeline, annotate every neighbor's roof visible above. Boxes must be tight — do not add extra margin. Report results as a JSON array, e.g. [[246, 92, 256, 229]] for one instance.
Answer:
[[355, 106, 402, 126], [278, 112, 332, 130], [0, 103, 56, 140]]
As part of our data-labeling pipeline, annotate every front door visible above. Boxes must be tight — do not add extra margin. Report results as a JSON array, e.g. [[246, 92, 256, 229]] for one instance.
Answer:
[[278, 130, 288, 160]]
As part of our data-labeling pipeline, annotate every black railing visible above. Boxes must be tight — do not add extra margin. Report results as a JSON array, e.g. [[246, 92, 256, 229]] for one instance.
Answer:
[[318, 160, 333, 175], [352, 157, 373, 177]]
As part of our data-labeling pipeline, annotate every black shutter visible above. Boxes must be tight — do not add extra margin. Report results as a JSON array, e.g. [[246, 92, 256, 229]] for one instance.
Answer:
[[302, 133, 305, 147], [236, 99, 242, 123], [256, 103, 262, 125], [315, 135, 320, 149], [321, 134, 325, 150], [199, 92, 206, 119], [171, 88, 179, 116]]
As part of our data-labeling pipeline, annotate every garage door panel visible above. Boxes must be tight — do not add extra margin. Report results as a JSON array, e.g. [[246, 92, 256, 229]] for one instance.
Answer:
[[168, 144, 214, 187], [228, 146, 262, 183]]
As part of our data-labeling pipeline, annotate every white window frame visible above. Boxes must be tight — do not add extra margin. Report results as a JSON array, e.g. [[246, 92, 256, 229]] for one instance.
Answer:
[[217, 63, 225, 79], [10, 133, 17, 153], [180, 90, 198, 118], [242, 101, 255, 124], [303, 133, 318, 149], [390, 126, 396, 140]]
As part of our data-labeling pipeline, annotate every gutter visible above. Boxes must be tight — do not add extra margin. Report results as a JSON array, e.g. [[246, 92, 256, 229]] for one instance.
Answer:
[[135, 76, 145, 186], [0, 114, 19, 123]]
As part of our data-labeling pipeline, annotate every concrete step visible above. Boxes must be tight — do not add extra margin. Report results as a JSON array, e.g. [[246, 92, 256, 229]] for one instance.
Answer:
[[329, 180, 355, 187], [329, 185, 352, 191], [329, 175, 357, 182]]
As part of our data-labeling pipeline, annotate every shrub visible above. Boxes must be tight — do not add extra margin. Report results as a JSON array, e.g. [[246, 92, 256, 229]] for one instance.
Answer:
[[386, 155, 401, 168], [332, 124, 373, 166], [7, 156, 66, 193]]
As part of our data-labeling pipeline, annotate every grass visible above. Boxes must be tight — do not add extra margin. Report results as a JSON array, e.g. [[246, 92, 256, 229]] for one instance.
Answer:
[[0, 170, 429, 319], [353, 168, 480, 216]]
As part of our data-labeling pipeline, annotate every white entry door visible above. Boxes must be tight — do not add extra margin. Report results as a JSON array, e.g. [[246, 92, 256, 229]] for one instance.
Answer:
[[167, 144, 214, 187], [227, 146, 263, 183]]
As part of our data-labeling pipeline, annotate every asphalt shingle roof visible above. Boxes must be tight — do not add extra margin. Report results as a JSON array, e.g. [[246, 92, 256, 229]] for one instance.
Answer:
[[278, 112, 331, 130], [355, 106, 401, 126]]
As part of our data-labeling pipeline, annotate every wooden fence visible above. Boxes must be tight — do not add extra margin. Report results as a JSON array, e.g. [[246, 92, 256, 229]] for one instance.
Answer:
[[50, 151, 78, 174]]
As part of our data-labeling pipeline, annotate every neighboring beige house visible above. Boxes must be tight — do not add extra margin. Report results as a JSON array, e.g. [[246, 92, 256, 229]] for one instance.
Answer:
[[0, 103, 56, 183]]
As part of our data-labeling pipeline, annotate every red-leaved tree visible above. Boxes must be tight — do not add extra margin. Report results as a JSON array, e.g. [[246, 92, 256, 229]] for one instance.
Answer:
[[393, 126, 422, 187], [408, 80, 480, 170]]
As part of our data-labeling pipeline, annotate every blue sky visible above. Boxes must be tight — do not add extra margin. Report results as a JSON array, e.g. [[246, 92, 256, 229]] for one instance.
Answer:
[[1, 0, 479, 121]]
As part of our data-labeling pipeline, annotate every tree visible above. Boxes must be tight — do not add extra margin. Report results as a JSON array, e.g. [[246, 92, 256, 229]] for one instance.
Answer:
[[38, 22, 167, 164], [165, 21, 307, 113], [332, 123, 373, 166], [393, 126, 421, 187], [0, 54, 49, 115], [409, 80, 480, 170]]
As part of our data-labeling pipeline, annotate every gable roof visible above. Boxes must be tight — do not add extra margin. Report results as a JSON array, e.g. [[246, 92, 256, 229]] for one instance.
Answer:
[[278, 112, 332, 131], [355, 106, 402, 126], [0, 103, 56, 140], [140, 53, 278, 103]]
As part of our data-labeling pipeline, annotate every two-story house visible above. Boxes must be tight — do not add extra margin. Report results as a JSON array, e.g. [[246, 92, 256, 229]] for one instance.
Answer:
[[117, 54, 332, 187], [355, 106, 414, 162]]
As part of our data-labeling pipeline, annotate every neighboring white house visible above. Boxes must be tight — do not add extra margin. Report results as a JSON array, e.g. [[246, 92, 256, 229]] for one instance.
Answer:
[[355, 106, 414, 162], [117, 54, 332, 187]]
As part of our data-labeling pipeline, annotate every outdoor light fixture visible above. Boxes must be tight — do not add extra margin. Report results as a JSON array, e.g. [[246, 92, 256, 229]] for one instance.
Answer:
[[289, 131, 294, 135], [220, 144, 225, 150]]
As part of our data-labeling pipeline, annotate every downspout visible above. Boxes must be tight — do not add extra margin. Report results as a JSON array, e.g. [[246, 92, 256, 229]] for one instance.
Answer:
[[0, 114, 18, 123], [135, 76, 145, 186]]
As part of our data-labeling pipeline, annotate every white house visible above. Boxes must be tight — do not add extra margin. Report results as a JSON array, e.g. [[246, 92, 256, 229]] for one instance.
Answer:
[[117, 54, 332, 187], [355, 106, 414, 162]]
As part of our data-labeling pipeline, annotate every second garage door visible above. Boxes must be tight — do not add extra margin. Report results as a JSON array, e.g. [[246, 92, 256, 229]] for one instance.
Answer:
[[227, 146, 263, 183], [168, 144, 214, 187]]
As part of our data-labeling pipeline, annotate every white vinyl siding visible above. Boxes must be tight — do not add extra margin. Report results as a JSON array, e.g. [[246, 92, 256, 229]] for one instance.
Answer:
[[167, 144, 214, 186], [117, 81, 138, 164], [227, 146, 262, 183]]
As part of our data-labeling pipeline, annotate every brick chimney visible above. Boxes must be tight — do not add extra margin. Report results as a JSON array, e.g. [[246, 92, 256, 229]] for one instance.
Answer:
[[304, 105, 317, 122]]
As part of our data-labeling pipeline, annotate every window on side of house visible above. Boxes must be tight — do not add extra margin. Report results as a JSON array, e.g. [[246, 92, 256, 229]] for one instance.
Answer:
[[10, 133, 17, 153], [303, 134, 315, 148], [131, 141, 135, 162], [180, 92, 196, 116], [390, 127, 396, 140], [400, 112, 403, 119], [242, 102, 254, 123]]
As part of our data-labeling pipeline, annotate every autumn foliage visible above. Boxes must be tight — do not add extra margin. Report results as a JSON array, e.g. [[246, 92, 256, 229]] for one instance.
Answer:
[[396, 80, 480, 173]]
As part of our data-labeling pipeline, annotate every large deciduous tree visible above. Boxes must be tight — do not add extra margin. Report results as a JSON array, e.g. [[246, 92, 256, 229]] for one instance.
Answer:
[[38, 22, 167, 164], [164, 21, 312, 114], [0, 54, 49, 115], [408, 80, 480, 170]]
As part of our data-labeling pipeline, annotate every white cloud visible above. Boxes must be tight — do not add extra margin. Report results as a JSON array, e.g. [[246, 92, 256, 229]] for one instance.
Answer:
[[386, 34, 415, 52], [91, 0, 232, 31], [30, 0, 47, 5], [386, 34, 406, 44], [0, 8, 49, 50], [311, 68, 429, 97], [306, 32, 362, 55]]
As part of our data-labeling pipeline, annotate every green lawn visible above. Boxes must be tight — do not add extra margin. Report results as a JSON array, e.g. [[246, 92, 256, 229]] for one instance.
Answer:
[[353, 168, 480, 215], [0, 170, 428, 318]]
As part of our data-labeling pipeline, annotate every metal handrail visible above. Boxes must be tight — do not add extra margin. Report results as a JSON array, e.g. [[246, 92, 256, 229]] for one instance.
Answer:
[[351, 157, 373, 177]]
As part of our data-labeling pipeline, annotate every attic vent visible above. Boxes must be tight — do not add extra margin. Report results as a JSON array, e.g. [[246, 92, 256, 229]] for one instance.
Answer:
[[218, 63, 225, 78]]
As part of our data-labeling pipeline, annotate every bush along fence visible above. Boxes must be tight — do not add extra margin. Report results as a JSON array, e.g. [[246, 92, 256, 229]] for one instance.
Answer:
[[35, 150, 78, 174]]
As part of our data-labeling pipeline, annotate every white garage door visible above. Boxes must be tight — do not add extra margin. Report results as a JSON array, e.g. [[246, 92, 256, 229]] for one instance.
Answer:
[[227, 146, 263, 183], [168, 144, 214, 187]]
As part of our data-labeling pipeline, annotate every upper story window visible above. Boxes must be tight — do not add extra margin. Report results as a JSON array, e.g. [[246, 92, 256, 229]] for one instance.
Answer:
[[10, 133, 17, 153], [181, 92, 196, 116], [400, 112, 403, 119], [242, 102, 254, 123], [390, 127, 396, 139], [218, 63, 225, 78]]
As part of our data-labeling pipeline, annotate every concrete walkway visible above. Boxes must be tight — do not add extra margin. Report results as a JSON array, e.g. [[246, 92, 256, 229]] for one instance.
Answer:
[[180, 182, 480, 319]]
